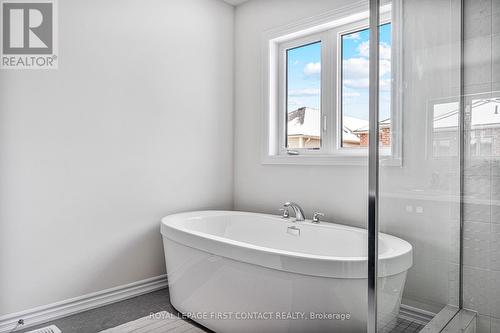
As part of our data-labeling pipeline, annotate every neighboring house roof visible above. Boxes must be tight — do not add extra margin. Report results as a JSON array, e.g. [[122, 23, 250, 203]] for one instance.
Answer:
[[351, 118, 391, 134], [343, 116, 369, 143], [287, 107, 320, 137], [472, 100, 500, 127], [433, 99, 500, 129], [343, 116, 369, 132], [286, 107, 377, 144]]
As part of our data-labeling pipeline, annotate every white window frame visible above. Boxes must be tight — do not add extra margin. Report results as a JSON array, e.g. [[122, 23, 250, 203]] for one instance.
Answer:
[[278, 32, 331, 156], [261, 2, 402, 166]]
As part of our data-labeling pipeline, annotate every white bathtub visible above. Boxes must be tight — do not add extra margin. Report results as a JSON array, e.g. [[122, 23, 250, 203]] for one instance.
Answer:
[[161, 211, 412, 333]]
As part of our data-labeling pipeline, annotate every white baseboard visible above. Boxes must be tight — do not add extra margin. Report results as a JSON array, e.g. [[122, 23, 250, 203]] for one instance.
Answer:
[[0, 275, 168, 333], [399, 304, 436, 325]]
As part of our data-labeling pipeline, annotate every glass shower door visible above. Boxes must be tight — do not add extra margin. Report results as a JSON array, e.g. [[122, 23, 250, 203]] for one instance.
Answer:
[[372, 0, 462, 331]]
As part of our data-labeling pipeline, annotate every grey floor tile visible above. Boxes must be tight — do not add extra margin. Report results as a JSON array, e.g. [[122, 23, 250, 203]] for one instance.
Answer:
[[13, 287, 425, 333], [380, 317, 425, 333], [14, 288, 210, 333]]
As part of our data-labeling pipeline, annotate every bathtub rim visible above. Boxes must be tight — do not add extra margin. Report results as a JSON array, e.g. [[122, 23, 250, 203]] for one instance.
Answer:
[[161, 210, 412, 279]]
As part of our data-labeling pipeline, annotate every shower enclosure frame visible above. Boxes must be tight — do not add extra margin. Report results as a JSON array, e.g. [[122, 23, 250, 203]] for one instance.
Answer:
[[367, 0, 380, 332], [366, 0, 466, 331]]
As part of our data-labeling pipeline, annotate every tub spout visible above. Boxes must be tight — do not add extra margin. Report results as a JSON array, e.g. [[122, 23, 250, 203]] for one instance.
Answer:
[[283, 202, 305, 222]]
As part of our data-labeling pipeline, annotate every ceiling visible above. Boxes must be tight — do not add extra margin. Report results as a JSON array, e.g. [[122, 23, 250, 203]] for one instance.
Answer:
[[223, 0, 249, 6]]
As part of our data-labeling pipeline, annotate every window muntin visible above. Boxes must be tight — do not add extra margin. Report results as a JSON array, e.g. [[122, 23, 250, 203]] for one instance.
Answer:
[[286, 41, 322, 150], [340, 23, 392, 148]]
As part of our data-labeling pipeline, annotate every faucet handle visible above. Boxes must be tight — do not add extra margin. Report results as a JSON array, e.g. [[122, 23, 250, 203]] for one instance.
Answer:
[[279, 208, 290, 219], [312, 212, 324, 223]]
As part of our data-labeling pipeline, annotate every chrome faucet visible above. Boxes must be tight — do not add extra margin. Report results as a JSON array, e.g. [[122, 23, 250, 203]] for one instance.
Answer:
[[283, 202, 305, 222], [312, 212, 324, 223]]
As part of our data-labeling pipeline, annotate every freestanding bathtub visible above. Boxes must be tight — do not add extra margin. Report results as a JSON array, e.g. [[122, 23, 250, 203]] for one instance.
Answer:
[[161, 211, 412, 333]]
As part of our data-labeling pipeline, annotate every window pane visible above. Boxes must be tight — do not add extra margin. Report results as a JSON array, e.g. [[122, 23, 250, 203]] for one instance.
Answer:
[[431, 101, 459, 158], [286, 41, 321, 149], [470, 98, 500, 157], [341, 23, 392, 148]]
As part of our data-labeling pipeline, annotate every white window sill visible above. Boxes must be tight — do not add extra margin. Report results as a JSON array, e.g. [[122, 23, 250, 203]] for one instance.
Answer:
[[261, 154, 402, 166]]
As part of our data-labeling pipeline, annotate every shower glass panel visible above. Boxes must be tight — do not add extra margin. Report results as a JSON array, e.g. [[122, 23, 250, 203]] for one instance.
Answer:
[[375, 0, 462, 331]]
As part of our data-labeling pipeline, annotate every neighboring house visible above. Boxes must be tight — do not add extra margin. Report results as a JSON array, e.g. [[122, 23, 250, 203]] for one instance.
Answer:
[[287, 98, 500, 154], [286, 107, 391, 149], [287, 107, 321, 149], [343, 116, 369, 147], [432, 98, 500, 157], [352, 118, 392, 147]]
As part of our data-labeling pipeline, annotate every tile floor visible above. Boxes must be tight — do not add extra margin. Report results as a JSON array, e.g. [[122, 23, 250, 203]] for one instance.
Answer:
[[383, 317, 425, 333], [14, 288, 209, 333], [14, 288, 426, 333], [99, 311, 205, 333]]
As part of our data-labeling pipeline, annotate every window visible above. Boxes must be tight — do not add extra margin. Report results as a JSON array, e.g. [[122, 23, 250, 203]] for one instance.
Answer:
[[429, 100, 460, 158], [341, 23, 392, 149], [262, 4, 402, 165], [428, 96, 500, 159], [469, 97, 500, 158], [286, 41, 322, 150]]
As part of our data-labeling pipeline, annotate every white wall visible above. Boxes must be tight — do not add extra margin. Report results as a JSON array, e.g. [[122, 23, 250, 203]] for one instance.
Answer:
[[234, 0, 369, 227], [0, 0, 234, 315], [0, 0, 479, 321], [234, 0, 461, 313]]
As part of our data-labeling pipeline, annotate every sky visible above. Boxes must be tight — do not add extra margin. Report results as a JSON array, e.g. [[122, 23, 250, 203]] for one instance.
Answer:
[[286, 23, 392, 122]]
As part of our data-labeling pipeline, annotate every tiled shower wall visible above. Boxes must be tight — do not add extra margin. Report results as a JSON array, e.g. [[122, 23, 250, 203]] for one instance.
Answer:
[[463, 0, 500, 332]]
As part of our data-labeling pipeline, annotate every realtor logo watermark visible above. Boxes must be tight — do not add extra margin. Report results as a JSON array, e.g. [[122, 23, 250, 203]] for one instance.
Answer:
[[1, 0, 57, 69]]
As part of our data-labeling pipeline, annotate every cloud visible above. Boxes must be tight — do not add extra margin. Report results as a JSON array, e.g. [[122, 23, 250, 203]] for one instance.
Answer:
[[343, 91, 361, 97], [380, 43, 391, 60], [343, 78, 369, 89], [357, 41, 391, 60], [342, 57, 391, 80], [358, 42, 369, 57], [343, 32, 361, 40], [342, 55, 391, 91], [343, 57, 369, 79], [287, 98, 302, 109], [288, 88, 320, 97], [304, 62, 321, 76], [343, 78, 391, 91]]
